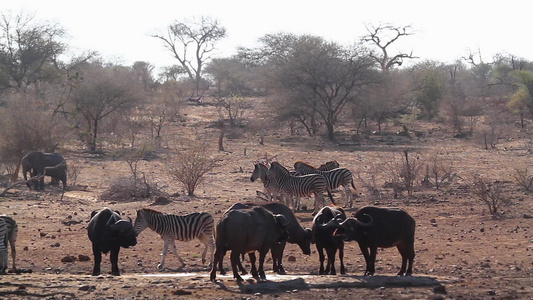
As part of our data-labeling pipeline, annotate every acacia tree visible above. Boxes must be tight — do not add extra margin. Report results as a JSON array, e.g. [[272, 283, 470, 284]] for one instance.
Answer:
[[71, 62, 143, 151], [362, 24, 417, 72], [0, 12, 66, 91], [152, 16, 226, 98], [249, 33, 374, 140]]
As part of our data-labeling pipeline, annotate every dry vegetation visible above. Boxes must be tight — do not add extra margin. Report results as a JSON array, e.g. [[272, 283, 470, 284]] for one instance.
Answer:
[[0, 97, 531, 299]]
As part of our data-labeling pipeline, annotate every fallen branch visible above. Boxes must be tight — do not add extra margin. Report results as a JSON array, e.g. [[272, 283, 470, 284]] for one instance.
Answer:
[[0, 175, 45, 197]]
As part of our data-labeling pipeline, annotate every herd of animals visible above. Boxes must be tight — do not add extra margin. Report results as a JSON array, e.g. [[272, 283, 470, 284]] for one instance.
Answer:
[[0, 151, 416, 284]]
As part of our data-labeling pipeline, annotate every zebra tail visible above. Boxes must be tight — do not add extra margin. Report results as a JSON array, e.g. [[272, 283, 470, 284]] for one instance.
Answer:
[[327, 189, 336, 205]]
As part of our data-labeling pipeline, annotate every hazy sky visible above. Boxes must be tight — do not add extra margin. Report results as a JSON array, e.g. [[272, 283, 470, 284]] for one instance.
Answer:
[[0, 0, 529, 72]]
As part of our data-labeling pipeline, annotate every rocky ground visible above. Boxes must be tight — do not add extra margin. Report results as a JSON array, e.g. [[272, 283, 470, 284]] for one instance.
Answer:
[[0, 102, 532, 299]]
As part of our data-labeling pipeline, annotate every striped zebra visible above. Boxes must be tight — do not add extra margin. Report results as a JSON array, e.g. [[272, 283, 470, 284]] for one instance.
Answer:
[[294, 161, 358, 208], [318, 160, 340, 171], [0, 215, 17, 273], [134, 208, 215, 269], [251, 162, 283, 202], [267, 161, 336, 214]]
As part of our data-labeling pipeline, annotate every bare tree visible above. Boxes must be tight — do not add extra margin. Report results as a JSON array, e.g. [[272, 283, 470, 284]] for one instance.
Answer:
[[362, 24, 418, 72], [152, 16, 226, 98]]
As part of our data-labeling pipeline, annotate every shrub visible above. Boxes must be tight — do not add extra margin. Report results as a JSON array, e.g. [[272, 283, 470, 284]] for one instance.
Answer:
[[166, 140, 219, 196], [469, 175, 511, 217], [512, 168, 533, 192]]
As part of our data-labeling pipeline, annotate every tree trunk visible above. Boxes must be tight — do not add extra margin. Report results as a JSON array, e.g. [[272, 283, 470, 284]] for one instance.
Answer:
[[218, 120, 225, 151], [90, 118, 99, 152]]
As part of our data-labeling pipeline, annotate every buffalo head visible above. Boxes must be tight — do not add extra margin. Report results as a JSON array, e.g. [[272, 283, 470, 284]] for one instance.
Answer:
[[107, 216, 137, 248]]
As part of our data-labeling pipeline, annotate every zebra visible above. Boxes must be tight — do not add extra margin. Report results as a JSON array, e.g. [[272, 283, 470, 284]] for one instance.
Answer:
[[294, 161, 358, 208], [251, 162, 283, 202], [318, 160, 340, 171], [267, 161, 336, 214], [134, 208, 215, 269], [0, 215, 17, 273]]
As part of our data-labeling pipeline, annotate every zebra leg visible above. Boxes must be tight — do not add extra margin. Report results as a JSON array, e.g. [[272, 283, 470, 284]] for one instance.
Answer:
[[169, 240, 186, 268], [198, 233, 212, 266], [0, 240, 6, 274], [312, 193, 321, 215], [158, 238, 170, 269], [9, 231, 17, 272]]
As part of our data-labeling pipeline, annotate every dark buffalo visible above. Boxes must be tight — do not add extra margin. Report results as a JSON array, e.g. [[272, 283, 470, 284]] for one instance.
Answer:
[[210, 206, 289, 282], [87, 208, 137, 276], [312, 205, 346, 275], [219, 202, 312, 275], [333, 206, 416, 276]]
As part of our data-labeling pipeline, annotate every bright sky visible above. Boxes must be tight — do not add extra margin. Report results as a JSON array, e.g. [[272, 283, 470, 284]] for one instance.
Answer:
[[0, 0, 529, 73]]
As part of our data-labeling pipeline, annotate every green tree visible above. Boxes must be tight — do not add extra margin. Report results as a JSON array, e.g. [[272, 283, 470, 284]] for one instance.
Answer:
[[0, 11, 66, 91], [71, 62, 143, 151], [246, 33, 374, 140], [509, 70, 533, 124]]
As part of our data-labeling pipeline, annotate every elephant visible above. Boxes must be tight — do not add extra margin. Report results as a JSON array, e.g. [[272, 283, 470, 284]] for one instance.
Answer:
[[21, 151, 67, 190]]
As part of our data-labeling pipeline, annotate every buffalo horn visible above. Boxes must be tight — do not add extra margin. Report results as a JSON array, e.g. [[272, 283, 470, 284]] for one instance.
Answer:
[[274, 214, 290, 227], [355, 213, 373, 227]]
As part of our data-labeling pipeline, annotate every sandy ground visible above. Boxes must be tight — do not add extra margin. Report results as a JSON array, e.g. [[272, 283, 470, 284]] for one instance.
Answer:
[[0, 102, 532, 299]]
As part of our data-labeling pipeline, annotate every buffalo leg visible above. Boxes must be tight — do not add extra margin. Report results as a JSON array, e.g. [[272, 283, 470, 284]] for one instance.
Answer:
[[91, 244, 102, 276], [338, 243, 346, 275], [397, 243, 415, 276], [230, 251, 243, 281], [258, 249, 268, 280], [368, 246, 378, 275], [325, 247, 336, 275], [359, 244, 372, 276], [271, 242, 286, 275], [248, 252, 259, 279], [110, 248, 121, 276], [210, 246, 225, 281], [317, 246, 326, 275]]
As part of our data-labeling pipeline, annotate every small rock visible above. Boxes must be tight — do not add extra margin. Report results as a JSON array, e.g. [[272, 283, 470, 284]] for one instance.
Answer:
[[523, 214, 533, 219], [78, 285, 96, 291], [61, 255, 75, 262], [288, 256, 296, 262], [172, 289, 192, 295], [50, 242, 60, 247], [78, 254, 91, 262], [433, 285, 447, 294], [40, 232, 47, 237]]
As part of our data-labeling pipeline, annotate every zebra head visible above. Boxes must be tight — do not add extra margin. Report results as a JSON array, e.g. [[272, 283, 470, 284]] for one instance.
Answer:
[[251, 162, 268, 182], [133, 209, 149, 236]]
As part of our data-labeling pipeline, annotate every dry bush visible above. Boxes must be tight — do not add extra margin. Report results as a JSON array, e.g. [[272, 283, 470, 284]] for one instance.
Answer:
[[357, 161, 382, 197], [166, 140, 219, 196], [423, 149, 457, 189], [0, 92, 66, 177], [512, 168, 533, 192], [468, 175, 511, 217], [67, 164, 82, 186], [383, 150, 423, 197], [100, 176, 167, 202]]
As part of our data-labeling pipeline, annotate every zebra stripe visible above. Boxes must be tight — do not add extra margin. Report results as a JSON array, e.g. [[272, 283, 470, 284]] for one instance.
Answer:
[[318, 160, 340, 171], [134, 208, 215, 269], [267, 162, 335, 214], [294, 161, 357, 208], [251, 162, 283, 201], [0, 215, 17, 273]]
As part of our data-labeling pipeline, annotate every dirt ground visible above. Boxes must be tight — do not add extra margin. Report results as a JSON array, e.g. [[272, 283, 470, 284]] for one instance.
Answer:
[[0, 101, 532, 299]]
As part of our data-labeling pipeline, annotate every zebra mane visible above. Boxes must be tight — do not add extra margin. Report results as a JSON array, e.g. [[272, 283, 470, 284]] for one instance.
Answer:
[[270, 161, 290, 174], [141, 208, 166, 216], [294, 161, 318, 169]]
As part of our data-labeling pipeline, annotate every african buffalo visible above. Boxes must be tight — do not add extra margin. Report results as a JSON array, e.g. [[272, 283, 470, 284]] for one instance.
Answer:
[[312, 205, 347, 275], [219, 202, 312, 275], [87, 208, 137, 276], [210, 206, 289, 282], [332, 206, 416, 276]]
